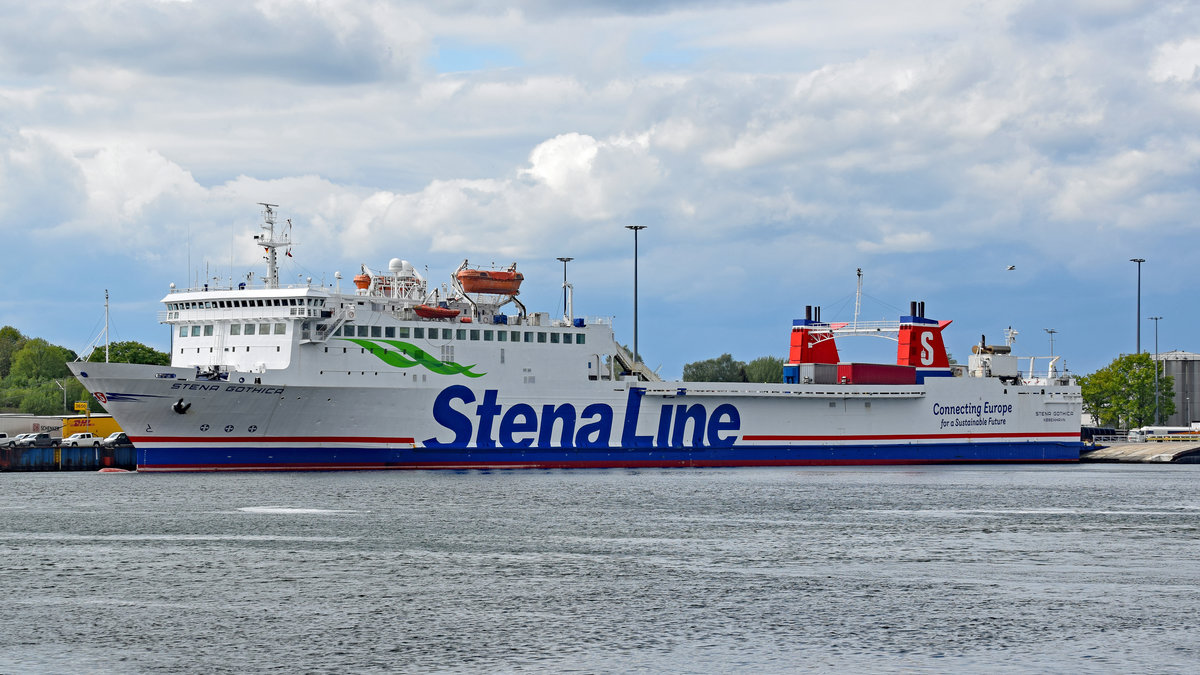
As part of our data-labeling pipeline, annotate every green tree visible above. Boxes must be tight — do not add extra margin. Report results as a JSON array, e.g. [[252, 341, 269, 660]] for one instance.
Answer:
[[86, 340, 170, 366], [683, 354, 747, 382], [1079, 353, 1175, 429], [7, 338, 75, 384], [0, 325, 25, 379], [20, 382, 64, 416], [745, 355, 784, 383]]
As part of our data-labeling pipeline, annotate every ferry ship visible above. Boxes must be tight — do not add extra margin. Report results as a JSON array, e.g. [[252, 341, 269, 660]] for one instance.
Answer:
[[68, 205, 1083, 471]]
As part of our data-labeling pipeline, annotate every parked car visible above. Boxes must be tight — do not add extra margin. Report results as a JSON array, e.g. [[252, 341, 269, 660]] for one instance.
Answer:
[[3, 433, 33, 448], [100, 432, 133, 449], [17, 433, 60, 448], [62, 432, 102, 448]]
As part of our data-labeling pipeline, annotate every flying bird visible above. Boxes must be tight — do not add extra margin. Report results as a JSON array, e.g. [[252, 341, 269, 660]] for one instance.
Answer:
[[1006, 265, 1015, 270]]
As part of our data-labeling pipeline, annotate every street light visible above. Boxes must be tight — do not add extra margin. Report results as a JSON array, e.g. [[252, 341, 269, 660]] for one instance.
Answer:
[[1150, 316, 1162, 425], [625, 225, 647, 365], [556, 256, 574, 322], [1044, 328, 1057, 356], [1130, 258, 1145, 353], [53, 379, 67, 413]]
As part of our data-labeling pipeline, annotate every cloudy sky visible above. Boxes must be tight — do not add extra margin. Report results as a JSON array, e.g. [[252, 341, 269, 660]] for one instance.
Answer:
[[2, 0, 1198, 378]]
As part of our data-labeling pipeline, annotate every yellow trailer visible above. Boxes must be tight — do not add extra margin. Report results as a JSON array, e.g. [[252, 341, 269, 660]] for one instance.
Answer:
[[60, 415, 122, 438]]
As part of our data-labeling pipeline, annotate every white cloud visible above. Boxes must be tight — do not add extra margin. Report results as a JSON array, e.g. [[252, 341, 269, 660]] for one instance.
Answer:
[[2, 0, 1200, 375], [1151, 38, 1200, 82]]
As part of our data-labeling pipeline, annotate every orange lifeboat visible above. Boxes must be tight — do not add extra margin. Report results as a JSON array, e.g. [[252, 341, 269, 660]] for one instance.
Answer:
[[353, 273, 371, 290], [414, 304, 461, 319], [456, 268, 523, 295]]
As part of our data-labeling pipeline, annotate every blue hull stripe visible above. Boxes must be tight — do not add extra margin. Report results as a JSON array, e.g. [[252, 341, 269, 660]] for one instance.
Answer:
[[137, 442, 1082, 471]]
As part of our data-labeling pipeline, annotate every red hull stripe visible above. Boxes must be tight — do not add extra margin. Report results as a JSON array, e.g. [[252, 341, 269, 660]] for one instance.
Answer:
[[138, 458, 1077, 472], [742, 431, 1081, 441], [129, 435, 416, 444]]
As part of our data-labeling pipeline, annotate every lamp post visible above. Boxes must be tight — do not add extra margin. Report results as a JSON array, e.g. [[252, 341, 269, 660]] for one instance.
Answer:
[[557, 256, 573, 323], [53, 379, 67, 413], [1045, 328, 1057, 356], [1130, 258, 1145, 353], [1150, 316, 1162, 425], [625, 225, 646, 365]]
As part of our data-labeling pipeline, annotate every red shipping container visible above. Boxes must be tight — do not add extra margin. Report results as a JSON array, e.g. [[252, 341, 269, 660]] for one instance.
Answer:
[[836, 362, 917, 385]]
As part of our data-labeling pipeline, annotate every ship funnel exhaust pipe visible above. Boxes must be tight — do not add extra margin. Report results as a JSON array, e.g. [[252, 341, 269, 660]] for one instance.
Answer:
[[919, 301, 925, 318], [909, 301, 917, 317], [805, 305, 812, 321]]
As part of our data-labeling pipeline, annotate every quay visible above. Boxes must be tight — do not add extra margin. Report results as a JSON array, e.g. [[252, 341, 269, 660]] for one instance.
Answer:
[[1081, 439, 1200, 463]]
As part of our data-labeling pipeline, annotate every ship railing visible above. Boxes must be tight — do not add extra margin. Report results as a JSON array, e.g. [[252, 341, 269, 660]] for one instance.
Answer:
[[166, 281, 316, 293], [830, 320, 902, 336]]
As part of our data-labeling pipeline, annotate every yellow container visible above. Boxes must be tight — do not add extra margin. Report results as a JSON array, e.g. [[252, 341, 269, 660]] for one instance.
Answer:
[[60, 416, 122, 438]]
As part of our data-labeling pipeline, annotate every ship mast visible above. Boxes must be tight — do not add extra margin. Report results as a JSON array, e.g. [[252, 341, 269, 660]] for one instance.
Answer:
[[255, 203, 290, 289]]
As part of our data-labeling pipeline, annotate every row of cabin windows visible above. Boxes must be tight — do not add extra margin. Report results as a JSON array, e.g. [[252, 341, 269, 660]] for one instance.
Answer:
[[332, 323, 585, 345], [178, 323, 287, 337], [168, 298, 326, 311]]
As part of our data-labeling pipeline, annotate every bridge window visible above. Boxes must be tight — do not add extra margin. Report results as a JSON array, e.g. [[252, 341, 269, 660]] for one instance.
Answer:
[[244, 324, 255, 335], [204, 325, 214, 337], [179, 326, 187, 337], [190, 326, 201, 337], [274, 323, 286, 335], [259, 323, 270, 335], [230, 324, 241, 336]]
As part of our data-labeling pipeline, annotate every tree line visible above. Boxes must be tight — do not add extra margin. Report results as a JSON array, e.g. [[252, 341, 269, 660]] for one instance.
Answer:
[[0, 326, 168, 416]]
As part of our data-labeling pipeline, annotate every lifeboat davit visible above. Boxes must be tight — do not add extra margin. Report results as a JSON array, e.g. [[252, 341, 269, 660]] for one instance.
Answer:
[[414, 304, 461, 319], [456, 268, 523, 295]]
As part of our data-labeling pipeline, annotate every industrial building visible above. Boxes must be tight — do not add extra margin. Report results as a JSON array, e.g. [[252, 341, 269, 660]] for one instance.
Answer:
[[1155, 351, 1200, 427]]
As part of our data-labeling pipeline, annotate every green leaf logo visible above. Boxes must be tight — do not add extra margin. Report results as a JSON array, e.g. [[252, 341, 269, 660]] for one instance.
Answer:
[[341, 338, 485, 378]]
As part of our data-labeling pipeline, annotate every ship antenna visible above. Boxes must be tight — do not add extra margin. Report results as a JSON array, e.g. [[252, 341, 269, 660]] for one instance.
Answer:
[[104, 289, 109, 363]]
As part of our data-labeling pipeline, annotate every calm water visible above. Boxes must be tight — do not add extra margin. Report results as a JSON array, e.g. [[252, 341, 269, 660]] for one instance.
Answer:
[[1, 465, 1198, 673]]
